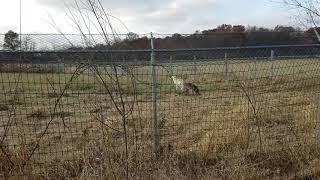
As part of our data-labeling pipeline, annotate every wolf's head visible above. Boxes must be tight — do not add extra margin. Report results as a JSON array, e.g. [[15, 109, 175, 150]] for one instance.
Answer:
[[171, 76, 183, 84]]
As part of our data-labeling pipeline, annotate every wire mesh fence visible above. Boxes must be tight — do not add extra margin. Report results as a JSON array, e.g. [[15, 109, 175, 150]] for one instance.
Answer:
[[0, 33, 140, 51], [1, 31, 319, 51], [0, 35, 320, 179]]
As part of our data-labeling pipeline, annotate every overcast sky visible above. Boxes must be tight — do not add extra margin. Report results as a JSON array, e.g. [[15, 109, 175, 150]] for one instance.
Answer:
[[0, 0, 293, 34]]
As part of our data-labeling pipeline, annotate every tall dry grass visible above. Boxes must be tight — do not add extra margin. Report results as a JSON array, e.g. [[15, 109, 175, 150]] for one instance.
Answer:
[[0, 73, 320, 179]]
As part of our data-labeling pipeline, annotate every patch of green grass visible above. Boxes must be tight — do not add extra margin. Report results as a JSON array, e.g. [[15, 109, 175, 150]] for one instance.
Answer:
[[197, 83, 222, 93], [48, 92, 70, 98], [52, 111, 73, 118], [28, 110, 73, 120], [0, 104, 9, 111], [68, 83, 95, 91], [28, 110, 48, 119], [6, 98, 24, 106]]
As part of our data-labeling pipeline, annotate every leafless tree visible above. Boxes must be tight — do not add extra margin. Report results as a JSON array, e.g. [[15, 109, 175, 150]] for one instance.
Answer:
[[21, 35, 36, 51], [21, 0, 136, 179], [282, 0, 320, 41], [56, 0, 136, 179]]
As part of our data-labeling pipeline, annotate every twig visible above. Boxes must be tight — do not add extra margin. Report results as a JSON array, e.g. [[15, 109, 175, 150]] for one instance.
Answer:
[[45, 75, 68, 127], [22, 63, 87, 167], [93, 114, 124, 134], [228, 72, 263, 153]]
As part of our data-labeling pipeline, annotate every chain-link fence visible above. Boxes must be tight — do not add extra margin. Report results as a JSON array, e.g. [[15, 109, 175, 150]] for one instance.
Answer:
[[0, 34, 320, 179], [0, 31, 319, 51]]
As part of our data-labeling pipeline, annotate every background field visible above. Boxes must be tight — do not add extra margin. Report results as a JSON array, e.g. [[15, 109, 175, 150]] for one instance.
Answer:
[[1, 58, 320, 179]]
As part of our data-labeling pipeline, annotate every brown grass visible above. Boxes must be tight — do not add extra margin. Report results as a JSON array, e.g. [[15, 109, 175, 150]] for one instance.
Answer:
[[0, 104, 9, 111], [0, 63, 63, 73], [0, 69, 320, 179]]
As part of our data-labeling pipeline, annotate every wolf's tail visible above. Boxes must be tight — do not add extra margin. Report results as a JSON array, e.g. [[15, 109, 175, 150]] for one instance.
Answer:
[[194, 85, 200, 95]]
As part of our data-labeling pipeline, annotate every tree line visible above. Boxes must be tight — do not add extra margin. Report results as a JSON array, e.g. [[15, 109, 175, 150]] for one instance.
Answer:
[[1, 30, 36, 51], [113, 25, 319, 49], [2, 24, 320, 51]]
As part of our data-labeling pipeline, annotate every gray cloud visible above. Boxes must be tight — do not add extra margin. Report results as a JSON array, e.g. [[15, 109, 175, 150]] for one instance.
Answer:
[[28, 0, 289, 33], [0, 25, 18, 33], [131, 0, 221, 32], [35, 0, 171, 14], [34, 0, 221, 33]]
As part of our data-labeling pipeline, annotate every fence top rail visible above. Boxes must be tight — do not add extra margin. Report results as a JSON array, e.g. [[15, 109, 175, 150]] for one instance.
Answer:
[[0, 44, 319, 54], [0, 31, 308, 35]]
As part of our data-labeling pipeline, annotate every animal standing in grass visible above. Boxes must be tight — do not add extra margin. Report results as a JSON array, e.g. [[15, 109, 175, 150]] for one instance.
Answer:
[[171, 76, 200, 95]]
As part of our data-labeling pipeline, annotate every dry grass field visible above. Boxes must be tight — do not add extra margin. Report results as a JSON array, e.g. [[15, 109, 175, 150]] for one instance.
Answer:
[[0, 58, 320, 179]]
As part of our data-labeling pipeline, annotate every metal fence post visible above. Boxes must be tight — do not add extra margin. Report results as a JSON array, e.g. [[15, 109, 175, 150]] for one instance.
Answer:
[[254, 57, 257, 79], [150, 32, 160, 156], [193, 55, 197, 75], [225, 52, 228, 79], [169, 56, 173, 74], [270, 49, 274, 78]]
